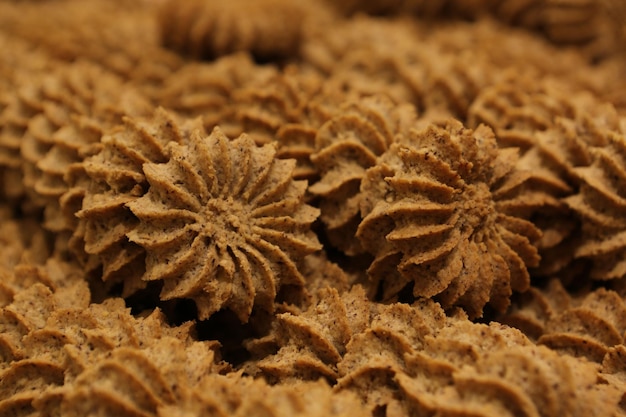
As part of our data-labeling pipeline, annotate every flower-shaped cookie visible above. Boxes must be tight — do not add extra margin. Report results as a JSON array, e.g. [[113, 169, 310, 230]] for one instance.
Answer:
[[336, 301, 620, 417], [500, 278, 626, 363], [249, 286, 373, 383], [157, 0, 318, 61], [154, 54, 276, 129], [468, 74, 624, 276], [467, 74, 576, 151], [1, 0, 183, 96], [357, 120, 541, 317], [497, 278, 572, 340], [0, 31, 58, 203], [565, 132, 626, 280], [310, 94, 417, 255], [0, 279, 225, 417], [157, 59, 333, 182], [163, 375, 368, 417], [251, 285, 620, 417], [231, 67, 333, 181], [126, 128, 321, 321], [78, 108, 200, 295], [0, 60, 152, 234]]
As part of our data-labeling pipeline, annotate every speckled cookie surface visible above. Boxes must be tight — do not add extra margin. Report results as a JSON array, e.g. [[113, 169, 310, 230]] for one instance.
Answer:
[[3, 1, 626, 416]]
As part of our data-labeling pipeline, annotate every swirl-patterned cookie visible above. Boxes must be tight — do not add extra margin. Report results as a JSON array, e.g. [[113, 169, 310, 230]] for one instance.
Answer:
[[248, 286, 373, 382], [251, 286, 621, 416], [309, 94, 417, 255], [341, 304, 620, 416], [126, 127, 321, 321], [159, 375, 368, 417], [0, 0, 182, 98], [468, 74, 624, 275], [0, 288, 225, 417], [500, 279, 626, 363], [157, 0, 323, 61], [78, 108, 202, 295], [565, 132, 626, 280], [357, 120, 541, 317], [0, 59, 152, 238]]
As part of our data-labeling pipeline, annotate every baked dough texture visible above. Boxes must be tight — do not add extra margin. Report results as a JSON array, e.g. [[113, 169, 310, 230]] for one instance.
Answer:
[[157, 0, 319, 61], [126, 128, 321, 321], [310, 94, 418, 255], [357, 120, 541, 316], [248, 285, 621, 416], [566, 132, 626, 280], [78, 108, 204, 295], [501, 279, 626, 361], [2, 0, 626, 416]]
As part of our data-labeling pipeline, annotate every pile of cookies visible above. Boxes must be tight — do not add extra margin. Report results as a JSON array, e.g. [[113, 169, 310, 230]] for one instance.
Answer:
[[1, 0, 626, 415]]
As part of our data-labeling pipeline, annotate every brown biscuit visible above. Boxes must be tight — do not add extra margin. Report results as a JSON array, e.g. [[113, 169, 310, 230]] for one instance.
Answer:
[[250, 286, 373, 382], [468, 73, 624, 276], [19, 61, 151, 233], [540, 288, 626, 362], [55, 337, 224, 417], [500, 278, 626, 363], [159, 374, 369, 417], [337, 301, 620, 417], [156, 57, 336, 182], [310, 94, 417, 255], [157, 0, 323, 61], [357, 120, 541, 317], [154, 53, 277, 128], [126, 128, 321, 321], [322, 0, 625, 60], [498, 278, 573, 340], [0, 264, 224, 416], [0, 0, 183, 95], [78, 108, 203, 296], [565, 132, 626, 280]]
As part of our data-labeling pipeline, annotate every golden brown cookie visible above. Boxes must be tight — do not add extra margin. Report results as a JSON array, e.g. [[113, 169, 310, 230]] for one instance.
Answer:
[[539, 287, 626, 362], [156, 57, 336, 182], [228, 66, 334, 181], [0, 252, 225, 416], [337, 302, 620, 417], [1, 294, 225, 417], [51, 337, 225, 417], [0, 0, 182, 96], [303, 15, 504, 120], [154, 53, 277, 129], [497, 278, 573, 340], [357, 120, 541, 317], [126, 127, 321, 321], [24, 62, 151, 232], [499, 278, 626, 363], [158, 0, 322, 61], [249, 286, 373, 382], [322, 0, 625, 60], [254, 284, 621, 416], [310, 94, 417, 255], [468, 74, 624, 275], [300, 16, 429, 105], [78, 108, 203, 296], [159, 374, 368, 417], [565, 132, 626, 280]]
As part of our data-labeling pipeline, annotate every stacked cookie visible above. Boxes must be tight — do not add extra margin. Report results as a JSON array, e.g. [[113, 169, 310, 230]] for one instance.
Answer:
[[2, 0, 626, 415]]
